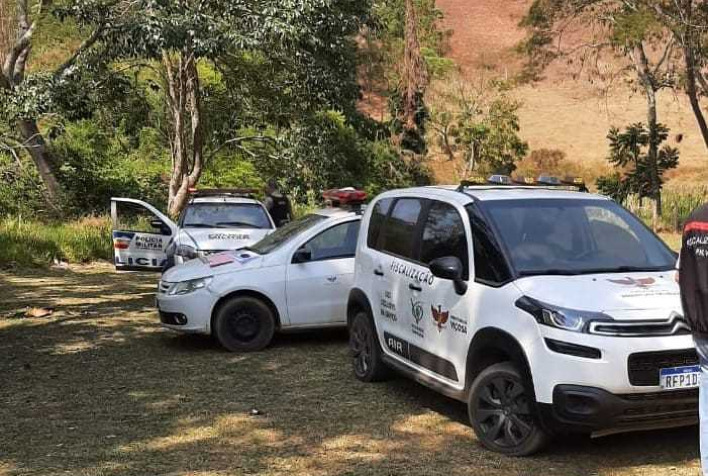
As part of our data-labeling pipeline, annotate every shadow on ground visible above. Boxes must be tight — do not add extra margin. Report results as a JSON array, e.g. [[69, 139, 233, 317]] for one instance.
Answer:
[[0, 264, 701, 475]]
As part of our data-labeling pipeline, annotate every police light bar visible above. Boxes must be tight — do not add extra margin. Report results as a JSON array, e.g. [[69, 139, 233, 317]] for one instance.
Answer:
[[488, 174, 512, 185], [537, 175, 562, 186], [561, 176, 585, 186], [513, 176, 537, 185], [458, 176, 488, 188], [188, 188, 259, 198], [322, 187, 367, 206]]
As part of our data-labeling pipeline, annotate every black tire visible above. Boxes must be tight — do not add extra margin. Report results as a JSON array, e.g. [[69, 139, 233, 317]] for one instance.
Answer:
[[213, 297, 276, 352], [468, 362, 548, 456], [349, 311, 389, 382]]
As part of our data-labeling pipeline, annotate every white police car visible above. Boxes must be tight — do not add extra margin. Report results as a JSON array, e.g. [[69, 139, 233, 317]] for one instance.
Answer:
[[156, 189, 366, 351], [111, 189, 275, 271], [348, 176, 693, 456]]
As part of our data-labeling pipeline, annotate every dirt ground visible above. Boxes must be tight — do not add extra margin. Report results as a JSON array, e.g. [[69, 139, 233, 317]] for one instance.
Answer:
[[0, 263, 702, 476]]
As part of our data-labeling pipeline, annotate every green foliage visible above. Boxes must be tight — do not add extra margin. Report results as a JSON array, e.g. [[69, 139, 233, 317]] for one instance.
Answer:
[[0, 215, 111, 268], [603, 122, 679, 200], [0, 154, 47, 216], [200, 157, 264, 191], [430, 82, 528, 175], [596, 172, 630, 203], [51, 121, 168, 214]]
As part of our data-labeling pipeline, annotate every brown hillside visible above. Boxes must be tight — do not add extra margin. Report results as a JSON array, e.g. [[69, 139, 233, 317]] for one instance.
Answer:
[[434, 0, 707, 185]]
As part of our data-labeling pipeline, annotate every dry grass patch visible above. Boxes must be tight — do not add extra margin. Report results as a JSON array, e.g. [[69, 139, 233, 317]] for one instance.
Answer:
[[0, 263, 702, 475]]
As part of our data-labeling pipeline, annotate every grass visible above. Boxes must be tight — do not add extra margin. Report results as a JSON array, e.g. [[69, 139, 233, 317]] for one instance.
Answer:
[[0, 216, 112, 268], [0, 263, 702, 475]]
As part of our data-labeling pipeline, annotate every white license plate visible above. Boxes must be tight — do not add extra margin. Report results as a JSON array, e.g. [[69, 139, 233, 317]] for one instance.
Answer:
[[660, 365, 701, 390]]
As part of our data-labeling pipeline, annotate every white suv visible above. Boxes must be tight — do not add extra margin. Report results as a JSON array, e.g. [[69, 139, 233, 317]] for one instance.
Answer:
[[348, 182, 695, 456]]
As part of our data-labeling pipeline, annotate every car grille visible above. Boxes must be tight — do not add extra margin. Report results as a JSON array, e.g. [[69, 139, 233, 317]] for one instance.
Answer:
[[628, 349, 699, 386], [589, 315, 691, 337], [618, 389, 698, 424]]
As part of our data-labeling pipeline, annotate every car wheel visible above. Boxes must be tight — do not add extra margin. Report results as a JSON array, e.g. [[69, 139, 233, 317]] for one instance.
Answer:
[[349, 311, 388, 382], [213, 296, 276, 352], [468, 362, 548, 456]]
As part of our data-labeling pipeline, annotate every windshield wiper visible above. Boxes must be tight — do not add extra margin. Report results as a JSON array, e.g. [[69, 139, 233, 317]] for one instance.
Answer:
[[518, 269, 582, 277], [215, 221, 259, 229], [183, 223, 215, 228], [576, 265, 672, 275]]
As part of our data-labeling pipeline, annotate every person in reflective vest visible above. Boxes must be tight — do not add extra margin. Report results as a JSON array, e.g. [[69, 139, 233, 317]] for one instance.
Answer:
[[678, 203, 708, 476], [264, 179, 293, 227]]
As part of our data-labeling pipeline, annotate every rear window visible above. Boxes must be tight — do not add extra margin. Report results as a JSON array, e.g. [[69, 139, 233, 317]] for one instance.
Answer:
[[181, 203, 271, 229], [378, 198, 423, 260]]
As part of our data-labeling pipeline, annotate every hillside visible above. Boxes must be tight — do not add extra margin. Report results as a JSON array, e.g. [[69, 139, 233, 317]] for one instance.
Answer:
[[433, 0, 707, 185]]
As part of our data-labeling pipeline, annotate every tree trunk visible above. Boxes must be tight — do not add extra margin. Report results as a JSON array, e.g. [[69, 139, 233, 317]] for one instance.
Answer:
[[17, 118, 63, 212], [681, 7, 708, 152], [163, 50, 205, 217], [630, 42, 662, 225]]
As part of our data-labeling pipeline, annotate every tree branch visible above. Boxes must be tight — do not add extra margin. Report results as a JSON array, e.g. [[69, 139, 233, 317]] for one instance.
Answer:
[[53, 25, 104, 78]]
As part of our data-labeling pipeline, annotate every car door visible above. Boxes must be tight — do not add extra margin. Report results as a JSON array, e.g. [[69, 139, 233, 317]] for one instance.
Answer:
[[366, 197, 430, 365], [285, 219, 361, 326], [111, 198, 177, 271], [408, 199, 473, 388]]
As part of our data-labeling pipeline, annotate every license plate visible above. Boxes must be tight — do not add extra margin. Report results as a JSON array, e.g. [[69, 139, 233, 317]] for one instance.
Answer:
[[659, 365, 701, 390]]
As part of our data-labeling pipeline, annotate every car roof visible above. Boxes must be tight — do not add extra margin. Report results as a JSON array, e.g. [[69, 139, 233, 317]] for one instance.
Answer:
[[188, 196, 263, 205], [375, 185, 609, 204], [311, 207, 362, 219]]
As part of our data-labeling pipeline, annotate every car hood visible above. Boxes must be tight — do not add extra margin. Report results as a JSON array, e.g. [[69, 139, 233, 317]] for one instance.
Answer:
[[162, 250, 264, 282], [177, 228, 271, 251], [514, 271, 680, 317]]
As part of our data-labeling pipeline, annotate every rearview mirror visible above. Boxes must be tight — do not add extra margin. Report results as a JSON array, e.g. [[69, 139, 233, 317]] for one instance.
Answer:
[[150, 219, 170, 235], [292, 248, 312, 264], [429, 256, 467, 295]]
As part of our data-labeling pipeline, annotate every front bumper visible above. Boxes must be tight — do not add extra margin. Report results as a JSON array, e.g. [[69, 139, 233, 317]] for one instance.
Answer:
[[155, 287, 217, 334], [530, 326, 696, 402], [539, 384, 698, 435]]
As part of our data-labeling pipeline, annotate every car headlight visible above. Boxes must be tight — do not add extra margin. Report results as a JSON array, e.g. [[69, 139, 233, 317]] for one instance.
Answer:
[[168, 277, 212, 295], [515, 296, 612, 333], [175, 244, 199, 260]]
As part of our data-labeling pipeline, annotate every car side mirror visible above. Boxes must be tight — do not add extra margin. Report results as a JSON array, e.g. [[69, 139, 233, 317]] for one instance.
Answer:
[[150, 219, 170, 235], [292, 248, 312, 264], [429, 256, 468, 295]]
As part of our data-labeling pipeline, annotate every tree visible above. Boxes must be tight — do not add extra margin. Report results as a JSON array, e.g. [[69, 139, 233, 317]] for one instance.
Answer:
[[642, 1, 708, 152], [597, 122, 679, 224], [429, 81, 528, 179], [520, 0, 679, 218], [58, 0, 370, 215], [0, 0, 103, 212]]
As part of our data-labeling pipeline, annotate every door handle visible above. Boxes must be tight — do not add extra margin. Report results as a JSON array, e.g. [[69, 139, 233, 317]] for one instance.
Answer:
[[374, 269, 384, 276], [409, 283, 422, 292]]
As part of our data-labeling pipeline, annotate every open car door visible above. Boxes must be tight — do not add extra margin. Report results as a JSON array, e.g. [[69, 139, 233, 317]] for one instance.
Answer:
[[111, 198, 177, 271]]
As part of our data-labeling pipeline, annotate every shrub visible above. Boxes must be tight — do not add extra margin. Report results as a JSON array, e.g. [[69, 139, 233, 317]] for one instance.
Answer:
[[0, 215, 112, 268]]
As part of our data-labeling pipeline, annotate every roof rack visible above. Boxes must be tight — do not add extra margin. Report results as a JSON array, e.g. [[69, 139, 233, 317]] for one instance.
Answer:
[[456, 175, 587, 193], [188, 188, 259, 199]]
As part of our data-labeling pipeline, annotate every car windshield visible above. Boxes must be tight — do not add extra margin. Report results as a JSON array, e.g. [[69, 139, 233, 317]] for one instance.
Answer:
[[479, 198, 676, 276], [247, 214, 327, 255], [181, 203, 271, 229]]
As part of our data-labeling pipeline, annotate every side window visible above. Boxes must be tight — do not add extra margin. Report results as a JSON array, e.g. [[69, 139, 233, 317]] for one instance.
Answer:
[[420, 201, 469, 279], [115, 202, 169, 235], [379, 198, 423, 260], [467, 204, 512, 285], [367, 198, 393, 249], [302, 221, 361, 261]]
